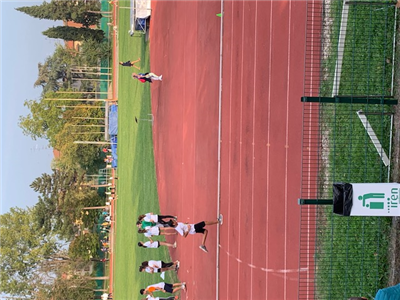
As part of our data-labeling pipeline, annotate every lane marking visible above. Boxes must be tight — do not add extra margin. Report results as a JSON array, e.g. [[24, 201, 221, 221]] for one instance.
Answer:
[[284, 2, 292, 299], [226, 1, 234, 299], [251, 1, 258, 299], [266, 0, 273, 298], [237, 1, 245, 298], [222, 245, 307, 274]]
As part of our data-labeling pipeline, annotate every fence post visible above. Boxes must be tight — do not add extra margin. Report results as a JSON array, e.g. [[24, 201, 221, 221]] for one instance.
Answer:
[[298, 199, 333, 205], [301, 96, 398, 105]]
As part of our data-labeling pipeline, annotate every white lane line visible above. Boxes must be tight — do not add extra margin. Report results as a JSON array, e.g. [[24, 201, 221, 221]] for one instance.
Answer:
[[251, 1, 258, 299], [237, 1, 245, 298], [226, 1, 234, 299], [221, 244, 308, 274], [192, 4, 198, 299], [266, 1, 273, 298], [216, 0, 225, 298], [284, 2, 292, 300]]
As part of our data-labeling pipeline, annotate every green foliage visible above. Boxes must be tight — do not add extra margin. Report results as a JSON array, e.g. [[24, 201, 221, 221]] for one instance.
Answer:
[[16, 0, 102, 27], [34, 45, 71, 93], [51, 275, 96, 300], [316, 211, 391, 300], [80, 38, 112, 66], [19, 90, 106, 171], [33, 256, 97, 299], [0, 207, 60, 297], [30, 169, 103, 240], [69, 232, 100, 261], [19, 97, 66, 143], [314, 2, 396, 298], [113, 6, 178, 299], [43, 26, 105, 42]]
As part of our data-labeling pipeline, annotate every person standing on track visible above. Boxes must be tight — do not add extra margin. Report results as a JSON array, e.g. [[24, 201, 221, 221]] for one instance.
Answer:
[[138, 213, 177, 227], [140, 282, 186, 297], [138, 226, 176, 238], [138, 239, 177, 249], [142, 295, 178, 300], [139, 260, 180, 274], [174, 214, 223, 253]]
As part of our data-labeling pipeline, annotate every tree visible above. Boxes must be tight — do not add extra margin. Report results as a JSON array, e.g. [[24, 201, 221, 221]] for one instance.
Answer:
[[18, 95, 66, 143], [0, 207, 60, 297], [30, 169, 104, 240], [16, 0, 102, 27], [69, 232, 100, 261], [50, 275, 96, 300], [43, 26, 105, 42], [80, 38, 111, 66]]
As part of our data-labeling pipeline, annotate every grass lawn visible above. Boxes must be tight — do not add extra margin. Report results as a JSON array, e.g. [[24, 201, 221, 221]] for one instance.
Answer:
[[313, 1, 396, 298], [113, 2, 178, 299]]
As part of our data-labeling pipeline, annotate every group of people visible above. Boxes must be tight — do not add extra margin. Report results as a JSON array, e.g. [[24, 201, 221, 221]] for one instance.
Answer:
[[136, 212, 223, 299], [119, 57, 163, 83], [137, 212, 223, 253], [120, 56, 225, 299], [100, 210, 113, 253]]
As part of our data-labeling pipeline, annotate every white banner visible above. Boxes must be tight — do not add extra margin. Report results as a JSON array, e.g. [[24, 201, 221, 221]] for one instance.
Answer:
[[351, 183, 400, 216]]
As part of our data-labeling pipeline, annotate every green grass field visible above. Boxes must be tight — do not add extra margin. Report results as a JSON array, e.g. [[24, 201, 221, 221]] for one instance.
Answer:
[[113, 3, 178, 299], [314, 1, 396, 298]]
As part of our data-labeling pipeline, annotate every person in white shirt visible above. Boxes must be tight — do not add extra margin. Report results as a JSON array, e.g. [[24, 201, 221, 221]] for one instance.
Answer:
[[139, 260, 180, 273], [174, 214, 223, 253], [138, 226, 176, 238], [138, 238, 177, 249], [142, 295, 178, 300], [138, 213, 177, 227], [140, 281, 186, 297]]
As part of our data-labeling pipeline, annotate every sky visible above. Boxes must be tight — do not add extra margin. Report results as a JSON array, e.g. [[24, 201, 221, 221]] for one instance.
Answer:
[[0, 1, 63, 214]]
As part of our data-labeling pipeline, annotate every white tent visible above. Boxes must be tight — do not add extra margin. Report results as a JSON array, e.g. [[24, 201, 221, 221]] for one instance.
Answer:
[[129, 0, 151, 36]]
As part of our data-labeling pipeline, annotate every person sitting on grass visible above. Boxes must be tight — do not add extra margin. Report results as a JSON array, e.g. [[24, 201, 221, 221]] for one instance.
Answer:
[[174, 215, 223, 253], [140, 282, 186, 297], [139, 260, 180, 274]]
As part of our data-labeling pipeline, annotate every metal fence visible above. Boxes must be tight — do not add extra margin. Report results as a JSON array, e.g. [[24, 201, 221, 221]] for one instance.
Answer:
[[299, 1, 397, 299]]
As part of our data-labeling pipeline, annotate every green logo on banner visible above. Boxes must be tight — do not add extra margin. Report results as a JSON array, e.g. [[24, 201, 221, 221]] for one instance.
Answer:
[[358, 189, 399, 213]]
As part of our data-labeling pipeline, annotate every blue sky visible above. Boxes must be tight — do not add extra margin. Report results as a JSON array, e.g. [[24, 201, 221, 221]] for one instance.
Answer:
[[0, 1, 62, 213]]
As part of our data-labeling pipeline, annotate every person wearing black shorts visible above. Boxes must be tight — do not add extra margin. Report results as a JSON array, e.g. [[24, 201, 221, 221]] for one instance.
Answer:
[[174, 214, 223, 253], [140, 281, 186, 296], [119, 58, 140, 69]]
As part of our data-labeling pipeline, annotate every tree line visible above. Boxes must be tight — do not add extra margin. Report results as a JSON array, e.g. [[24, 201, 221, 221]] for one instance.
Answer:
[[1, 1, 113, 298]]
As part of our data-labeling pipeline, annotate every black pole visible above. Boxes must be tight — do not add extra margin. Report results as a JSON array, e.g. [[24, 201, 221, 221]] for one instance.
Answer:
[[298, 199, 333, 205]]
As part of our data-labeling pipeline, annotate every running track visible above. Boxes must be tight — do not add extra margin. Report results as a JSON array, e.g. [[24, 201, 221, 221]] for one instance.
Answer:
[[150, 1, 307, 299]]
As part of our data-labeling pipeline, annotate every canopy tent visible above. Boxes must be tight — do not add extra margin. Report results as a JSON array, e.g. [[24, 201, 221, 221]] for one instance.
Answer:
[[129, 0, 151, 36], [108, 105, 118, 168]]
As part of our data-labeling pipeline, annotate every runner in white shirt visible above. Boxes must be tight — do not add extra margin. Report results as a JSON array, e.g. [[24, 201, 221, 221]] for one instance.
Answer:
[[174, 214, 223, 253], [140, 281, 186, 297], [139, 260, 180, 273]]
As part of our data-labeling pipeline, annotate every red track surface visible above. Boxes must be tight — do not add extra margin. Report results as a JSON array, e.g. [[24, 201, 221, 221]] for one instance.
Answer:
[[150, 1, 307, 299]]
